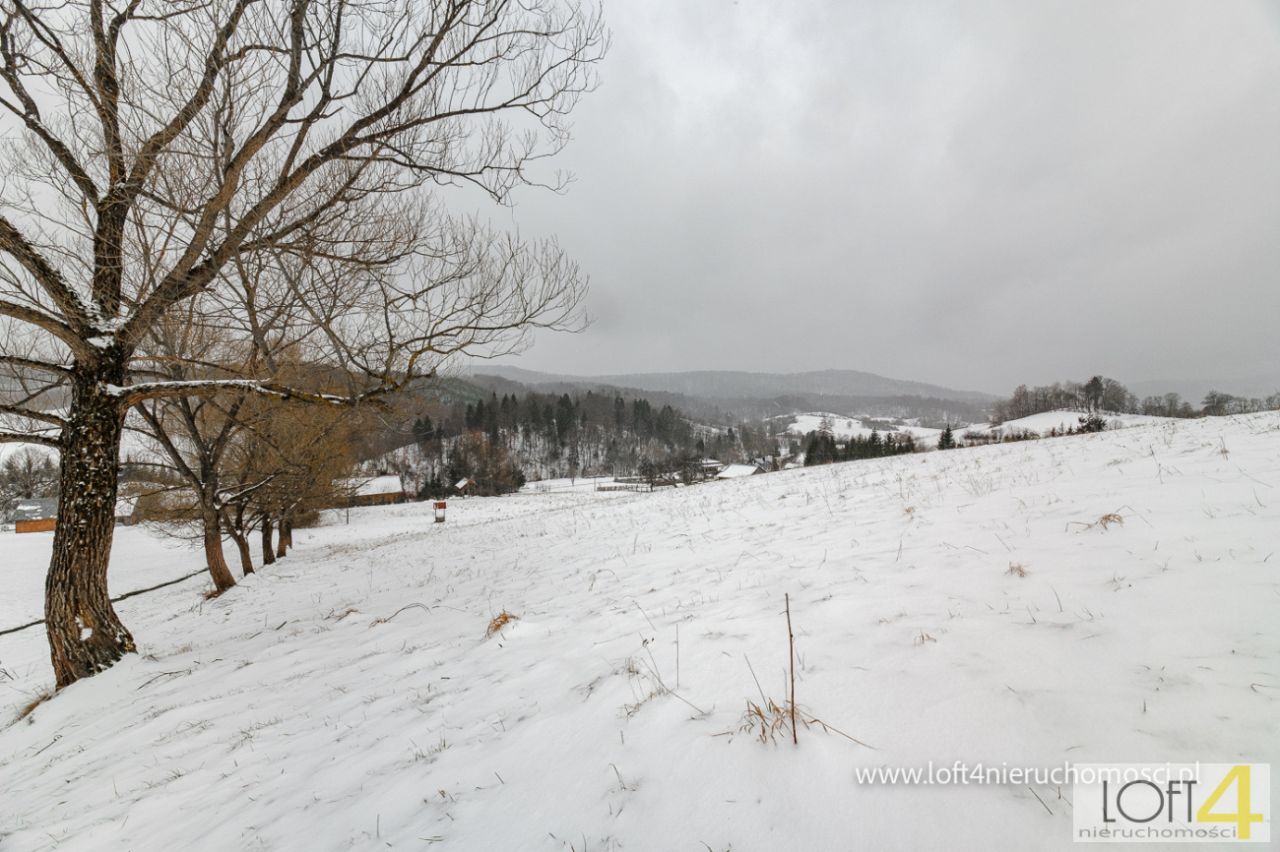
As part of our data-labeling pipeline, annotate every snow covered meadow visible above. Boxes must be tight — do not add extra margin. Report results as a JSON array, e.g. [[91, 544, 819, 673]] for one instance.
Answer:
[[962, 410, 1176, 439], [2, 414, 1278, 850], [784, 412, 943, 444]]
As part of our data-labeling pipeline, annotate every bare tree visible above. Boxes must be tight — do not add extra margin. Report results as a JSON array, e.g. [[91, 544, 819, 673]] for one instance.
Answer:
[[224, 387, 367, 567], [0, 0, 604, 687]]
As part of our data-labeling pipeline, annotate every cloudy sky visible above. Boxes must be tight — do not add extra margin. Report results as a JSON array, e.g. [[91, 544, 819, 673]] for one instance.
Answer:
[[492, 0, 1279, 394]]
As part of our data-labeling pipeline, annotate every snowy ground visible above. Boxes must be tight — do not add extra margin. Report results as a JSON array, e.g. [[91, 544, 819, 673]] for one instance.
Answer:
[[521, 475, 620, 494], [964, 409, 1175, 438], [0, 527, 201, 630], [784, 412, 942, 444], [2, 414, 1278, 850]]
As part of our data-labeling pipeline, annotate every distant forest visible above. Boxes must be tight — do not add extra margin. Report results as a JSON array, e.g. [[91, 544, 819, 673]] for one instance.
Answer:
[[357, 373, 1280, 497], [377, 390, 785, 497], [8, 369, 1280, 516]]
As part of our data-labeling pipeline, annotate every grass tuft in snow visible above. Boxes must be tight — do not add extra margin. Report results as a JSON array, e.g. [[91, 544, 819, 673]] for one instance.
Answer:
[[1067, 512, 1125, 532], [14, 689, 53, 723], [484, 610, 519, 637]]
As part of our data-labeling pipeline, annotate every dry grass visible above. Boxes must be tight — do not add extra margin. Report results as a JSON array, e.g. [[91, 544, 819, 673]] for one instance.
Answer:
[[1006, 562, 1029, 578], [739, 697, 801, 744], [1067, 512, 1125, 533], [732, 698, 875, 749], [15, 690, 53, 722], [485, 610, 519, 638]]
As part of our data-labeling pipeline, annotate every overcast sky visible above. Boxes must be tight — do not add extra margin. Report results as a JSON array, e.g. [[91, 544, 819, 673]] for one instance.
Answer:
[[488, 0, 1280, 394]]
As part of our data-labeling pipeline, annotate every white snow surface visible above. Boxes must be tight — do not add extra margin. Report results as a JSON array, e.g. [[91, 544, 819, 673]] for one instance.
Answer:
[[715, 463, 761, 479], [784, 412, 940, 443], [520, 476, 618, 494], [966, 409, 1175, 437], [785, 412, 878, 439], [350, 474, 405, 497], [2, 414, 1278, 850]]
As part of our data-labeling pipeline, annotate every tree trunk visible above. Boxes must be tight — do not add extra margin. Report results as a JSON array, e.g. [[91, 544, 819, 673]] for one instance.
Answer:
[[232, 531, 254, 575], [44, 360, 136, 688], [201, 506, 236, 593], [226, 505, 253, 575], [276, 515, 291, 558], [261, 518, 275, 566]]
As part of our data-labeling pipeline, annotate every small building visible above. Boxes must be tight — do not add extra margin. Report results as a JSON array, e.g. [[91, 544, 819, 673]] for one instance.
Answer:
[[13, 498, 58, 533], [341, 475, 407, 508], [454, 478, 475, 496], [715, 463, 765, 480]]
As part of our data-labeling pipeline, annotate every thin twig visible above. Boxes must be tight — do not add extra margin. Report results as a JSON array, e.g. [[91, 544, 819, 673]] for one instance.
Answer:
[[786, 592, 797, 745], [744, 654, 767, 705]]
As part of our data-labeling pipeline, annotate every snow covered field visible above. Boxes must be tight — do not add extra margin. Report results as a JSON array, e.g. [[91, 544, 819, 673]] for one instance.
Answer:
[[785, 412, 942, 444], [2, 414, 1278, 850], [521, 475, 620, 494], [965, 409, 1175, 438]]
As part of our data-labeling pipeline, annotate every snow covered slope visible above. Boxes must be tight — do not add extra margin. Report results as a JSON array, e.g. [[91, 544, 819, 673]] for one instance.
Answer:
[[966, 409, 1174, 438], [0, 527, 203, 629], [785, 412, 941, 443], [2, 414, 1278, 851]]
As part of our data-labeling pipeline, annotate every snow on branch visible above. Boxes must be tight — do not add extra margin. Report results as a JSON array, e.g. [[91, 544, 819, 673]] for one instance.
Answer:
[[0, 430, 59, 448], [0, 403, 66, 427], [109, 378, 404, 408]]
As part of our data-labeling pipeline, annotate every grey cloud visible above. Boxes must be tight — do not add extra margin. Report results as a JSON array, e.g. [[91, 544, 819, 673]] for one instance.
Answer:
[[490, 0, 1280, 393]]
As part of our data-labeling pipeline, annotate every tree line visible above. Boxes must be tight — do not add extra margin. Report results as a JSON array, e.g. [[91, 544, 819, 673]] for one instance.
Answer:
[[801, 421, 917, 467], [381, 389, 786, 496], [992, 376, 1280, 424]]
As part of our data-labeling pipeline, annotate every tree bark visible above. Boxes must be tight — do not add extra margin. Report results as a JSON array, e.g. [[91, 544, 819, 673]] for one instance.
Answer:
[[201, 506, 237, 593], [276, 515, 291, 558], [232, 530, 254, 575], [224, 504, 254, 575], [44, 358, 136, 688], [261, 518, 275, 566]]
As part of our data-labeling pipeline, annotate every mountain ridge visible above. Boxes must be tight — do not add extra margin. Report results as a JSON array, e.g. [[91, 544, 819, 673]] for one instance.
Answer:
[[469, 366, 997, 404]]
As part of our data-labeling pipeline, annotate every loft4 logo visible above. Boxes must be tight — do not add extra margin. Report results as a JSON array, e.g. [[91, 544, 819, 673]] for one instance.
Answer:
[[1074, 763, 1271, 844], [1102, 766, 1263, 836]]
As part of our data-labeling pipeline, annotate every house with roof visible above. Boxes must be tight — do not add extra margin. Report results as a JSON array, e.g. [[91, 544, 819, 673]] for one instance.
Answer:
[[715, 463, 765, 481], [339, 474, 407, 508], [12, 497, 58, 533]]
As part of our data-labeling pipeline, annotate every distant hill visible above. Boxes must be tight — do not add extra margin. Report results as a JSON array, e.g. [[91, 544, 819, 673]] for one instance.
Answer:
[[471, 367, 996, 405]]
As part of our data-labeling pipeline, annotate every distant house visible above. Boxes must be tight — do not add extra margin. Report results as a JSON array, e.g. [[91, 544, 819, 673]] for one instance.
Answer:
[[454, 478, 475, 496], [13, 498, 58, 533], [340, 474, 407, 508], [715, 463, 764, 480], [697, 459, 725, 478]]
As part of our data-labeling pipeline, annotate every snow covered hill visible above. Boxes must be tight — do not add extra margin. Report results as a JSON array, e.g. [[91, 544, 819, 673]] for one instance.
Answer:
[[2, 414, 1278, 850], [964, 409, 1175, 439], [784, 412, 943, 444]]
